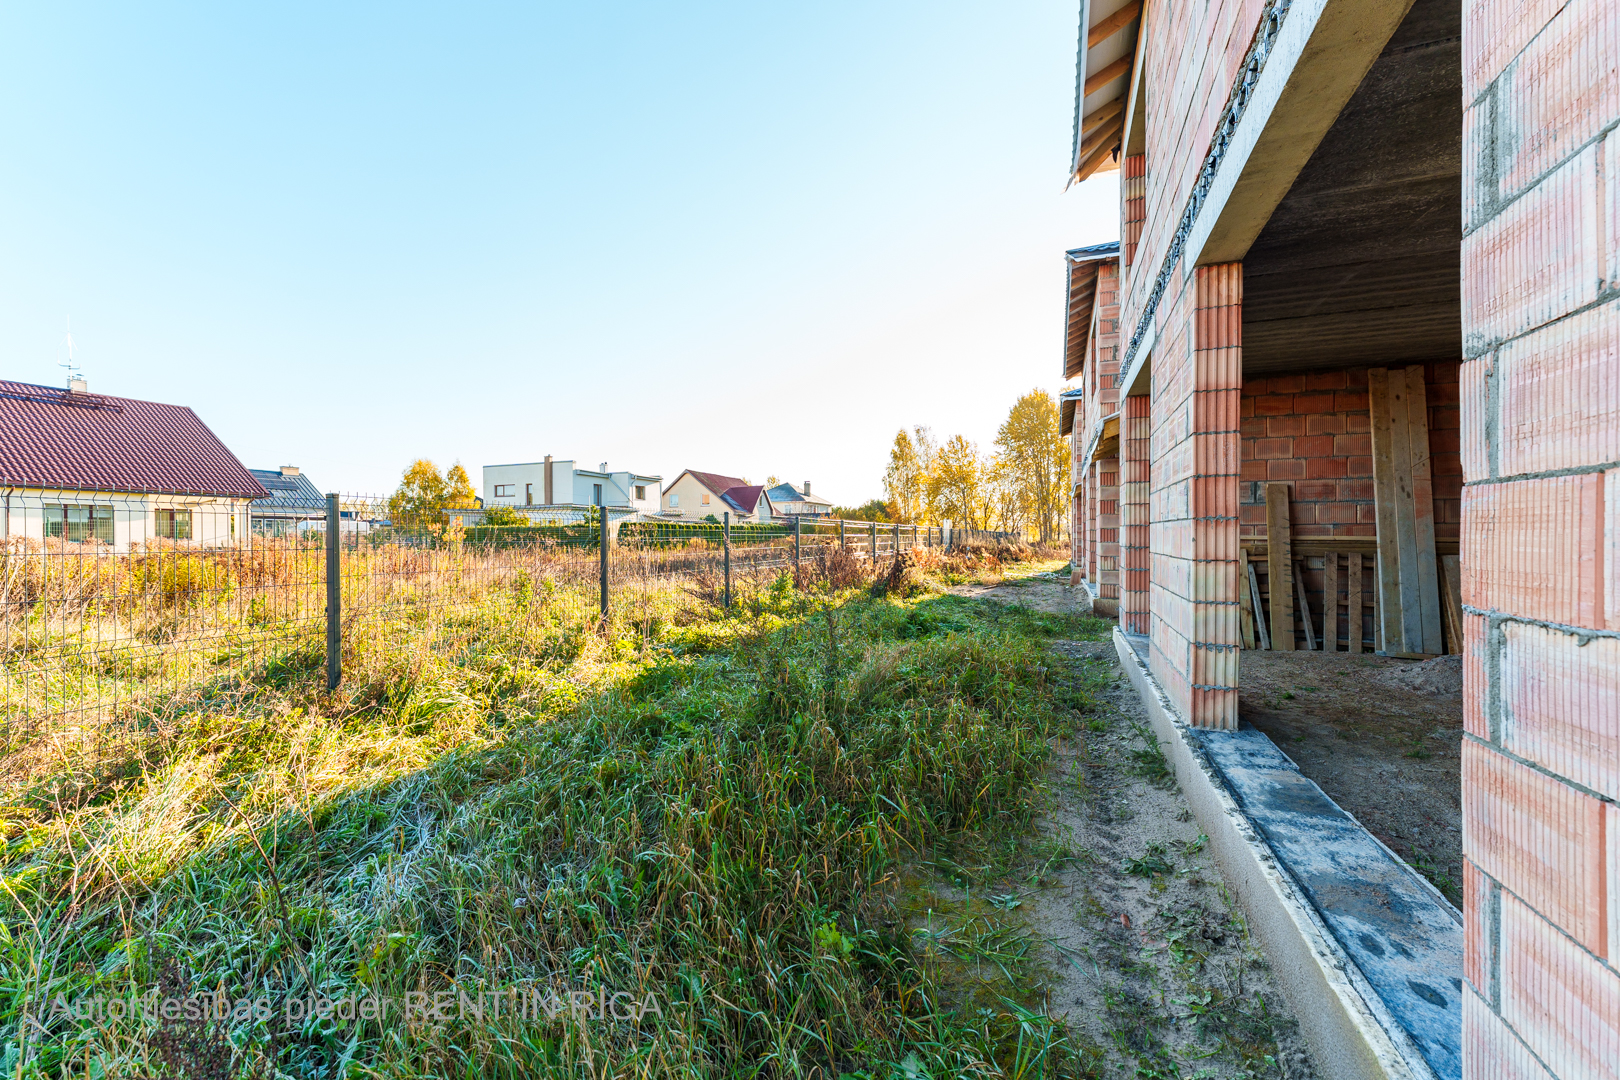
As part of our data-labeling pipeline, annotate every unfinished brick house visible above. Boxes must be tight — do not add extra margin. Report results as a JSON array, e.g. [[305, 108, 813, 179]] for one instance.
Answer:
[[1062, 0, 1617, 1076]]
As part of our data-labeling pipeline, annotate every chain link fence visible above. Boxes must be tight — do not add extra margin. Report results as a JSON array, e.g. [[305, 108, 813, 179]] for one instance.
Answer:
[[1, 490, 945, 732]]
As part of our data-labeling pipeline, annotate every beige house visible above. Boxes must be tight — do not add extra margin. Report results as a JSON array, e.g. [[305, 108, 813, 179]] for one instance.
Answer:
[[660, 469, 774, 523]]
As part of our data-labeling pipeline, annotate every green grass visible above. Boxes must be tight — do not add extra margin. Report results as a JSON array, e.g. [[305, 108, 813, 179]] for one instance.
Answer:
[[1, 566, 1114, 1079]]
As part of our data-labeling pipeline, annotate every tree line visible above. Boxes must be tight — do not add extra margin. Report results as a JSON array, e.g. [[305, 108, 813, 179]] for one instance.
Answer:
[[881, 388, 1069, 542]]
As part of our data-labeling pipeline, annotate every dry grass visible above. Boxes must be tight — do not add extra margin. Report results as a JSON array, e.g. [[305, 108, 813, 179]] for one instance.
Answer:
[[0, 547, 1115, 1079]]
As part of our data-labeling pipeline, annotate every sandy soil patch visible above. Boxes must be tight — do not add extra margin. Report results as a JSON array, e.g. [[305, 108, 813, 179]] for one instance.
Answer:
[[1238, 650, 1463, 907]]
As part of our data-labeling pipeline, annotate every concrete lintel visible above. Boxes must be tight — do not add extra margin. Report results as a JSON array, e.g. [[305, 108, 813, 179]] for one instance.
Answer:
[[1110, 627, 1431, 1080], [1184, 0, 1419, 271], [1117, 316, 1155, 397]]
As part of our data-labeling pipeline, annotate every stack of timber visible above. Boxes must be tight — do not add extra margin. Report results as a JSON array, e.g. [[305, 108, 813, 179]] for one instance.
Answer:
[[1368, 366, 1446, 658]]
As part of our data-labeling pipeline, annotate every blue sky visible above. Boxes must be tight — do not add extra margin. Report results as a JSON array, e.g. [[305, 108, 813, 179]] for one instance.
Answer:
[[0, 2, 1118, 504]]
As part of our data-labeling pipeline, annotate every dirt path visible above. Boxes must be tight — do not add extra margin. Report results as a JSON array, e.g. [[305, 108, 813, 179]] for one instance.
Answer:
[[1021, 639, 1317, 1079], [947, 571, 1091, 616]]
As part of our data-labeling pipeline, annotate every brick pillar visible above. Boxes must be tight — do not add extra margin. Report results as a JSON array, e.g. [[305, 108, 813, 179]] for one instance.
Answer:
[[1460, 0, 1620, 1070], [1120, 394, 1151, 634], [1122, 155, 1146, 269], [1147, 264, 1242, 729], [1071, 473, 1086, 586], [1097, 454, 1120, 609]]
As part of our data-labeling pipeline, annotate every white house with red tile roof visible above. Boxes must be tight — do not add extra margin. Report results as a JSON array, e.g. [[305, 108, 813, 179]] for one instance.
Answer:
[[0, 378, 267, 551], [659, 469, 774, 523]]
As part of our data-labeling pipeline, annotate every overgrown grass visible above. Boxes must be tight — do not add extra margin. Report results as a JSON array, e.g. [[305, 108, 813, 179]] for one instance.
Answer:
[[0, 558, 1113, 1078]]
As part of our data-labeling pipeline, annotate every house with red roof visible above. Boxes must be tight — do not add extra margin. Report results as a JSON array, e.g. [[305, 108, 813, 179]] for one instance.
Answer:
[[659, 469, 774, 523], [0, 378, 268, 551]]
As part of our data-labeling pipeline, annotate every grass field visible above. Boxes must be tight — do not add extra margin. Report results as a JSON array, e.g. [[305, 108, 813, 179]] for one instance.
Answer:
[[1, 547, 1122, 1079]]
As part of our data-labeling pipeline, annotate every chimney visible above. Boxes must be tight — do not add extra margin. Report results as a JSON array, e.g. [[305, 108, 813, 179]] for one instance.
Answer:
[[803, 481, 811, 496], [543, 455, 553, 505], [68, 377, 87, 393], [600, 462, 608, 473], [280, 465, 300, 477]]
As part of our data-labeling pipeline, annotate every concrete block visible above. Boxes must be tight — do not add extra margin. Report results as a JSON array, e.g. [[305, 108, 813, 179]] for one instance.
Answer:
[[1465, 860, 1497, 1001], [1462, 472, 1606, 626], [1462, 986, 1555, 1080], [1496, 298, 1620, 476], [1463, 145, 1602, 352], [1492, 0, 1619, 203], [1463, 740, 1609, 956], [1463, 613, 1489, 740], [1500, 621, 1620, 801], [1498, 889, 1620, 1079]]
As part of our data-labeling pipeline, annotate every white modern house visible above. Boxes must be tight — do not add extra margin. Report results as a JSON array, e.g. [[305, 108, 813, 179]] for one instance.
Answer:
[[0, 378, 267, 552], [482, 456, 661, 515]]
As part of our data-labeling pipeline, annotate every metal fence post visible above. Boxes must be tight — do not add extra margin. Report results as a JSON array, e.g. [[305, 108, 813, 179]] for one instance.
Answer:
[[325, 493, 341, 690], [793, 516, 801, 571], [869, 520, 877, 561], [894, 521, 900, 555], [599, 505, 609, 626], [723, 512, 732, 609], [838, 518, 846, 553]]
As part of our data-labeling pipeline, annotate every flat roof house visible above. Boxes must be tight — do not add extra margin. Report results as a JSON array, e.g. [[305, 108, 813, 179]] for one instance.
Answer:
[[0, 378, 266, 552], [482, 456, 661, 518]]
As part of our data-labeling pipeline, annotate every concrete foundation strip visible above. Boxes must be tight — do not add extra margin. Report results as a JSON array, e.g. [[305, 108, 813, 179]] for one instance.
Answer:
[[1110, 627, 1440, 1080]]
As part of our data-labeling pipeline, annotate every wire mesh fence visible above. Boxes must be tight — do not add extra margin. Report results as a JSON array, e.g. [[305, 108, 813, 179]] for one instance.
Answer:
[[1, 490, 944, 734]]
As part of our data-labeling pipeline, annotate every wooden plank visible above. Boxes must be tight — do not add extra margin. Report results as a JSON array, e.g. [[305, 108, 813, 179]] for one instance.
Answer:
[[1266, 483, 1294, 651], [1440, 553, 1464, 655], [1294, 559, 1317, 651], [1238, 547, 1257, 650], [1323, 552, 1339, 652], [1249, 559, 1271, 650], [1368, 368, 1407, 653], [1405, 365, 1445, 654], [1388, 368, 1425, 652], [1348, 553, 1363, 654]]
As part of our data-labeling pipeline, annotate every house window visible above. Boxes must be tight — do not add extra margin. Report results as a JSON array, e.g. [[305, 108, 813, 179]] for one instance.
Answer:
[[44, 504, 113, 543], [593, 483, 603, 506], [701, 493, 710, 505], [494, 484, 513, 498], [669, 494, 679, 507], [525, 483, 533, 506], [635, 485, 646, 501], [154, 509, 192, 540]]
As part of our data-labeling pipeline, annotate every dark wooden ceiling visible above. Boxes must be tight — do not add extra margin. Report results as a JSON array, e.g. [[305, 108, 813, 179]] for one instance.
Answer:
[[1241, 0, 1461, 375]]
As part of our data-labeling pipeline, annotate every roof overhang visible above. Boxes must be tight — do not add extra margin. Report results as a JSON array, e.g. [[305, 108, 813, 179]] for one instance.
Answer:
[[1059, 390, 1083, 436], [1069, 0, 1143, 185], [1063, 241, 1121, 379]]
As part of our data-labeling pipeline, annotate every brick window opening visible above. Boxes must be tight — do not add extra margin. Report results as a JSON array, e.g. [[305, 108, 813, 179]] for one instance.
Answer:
[[154, 509, 192, 540], [45, 505, 113, 544]]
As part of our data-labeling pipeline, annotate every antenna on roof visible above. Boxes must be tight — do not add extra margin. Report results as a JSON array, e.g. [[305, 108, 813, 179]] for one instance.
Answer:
[[59, 317, 84, 390]]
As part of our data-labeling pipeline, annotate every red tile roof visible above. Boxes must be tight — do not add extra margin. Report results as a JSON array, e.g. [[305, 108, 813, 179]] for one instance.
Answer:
[[720, 485, 765, 514], [0, 380, 268, 499], [681, 469, 748, 496]]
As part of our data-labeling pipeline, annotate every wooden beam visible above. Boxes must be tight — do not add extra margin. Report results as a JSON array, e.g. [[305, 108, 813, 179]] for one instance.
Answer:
[[1088, 0, 1142, 47], [1266, 483, 1294, 651], [1368, 368, 1405, 653], [1440, 554, 1464, 655], [1080, 99, 1126, 140], [1348, 553, 1363, 654], [1405, 365, 1445, 654], [1073, 117, 1125, 182], [1388, 368, 1425, 652], [1249, 558, 1271, 650], [1083, 55, 1134, 96], [1323, 552, 1339, 652], [1294, 559, 1317, 651], [1239, 547, 1257, 650]]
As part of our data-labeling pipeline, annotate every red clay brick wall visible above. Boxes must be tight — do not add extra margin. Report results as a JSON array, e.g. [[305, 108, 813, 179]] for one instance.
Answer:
[[1238, 362, 1463, 541], [1122, 155, 1146, 269], [1460, 0, 1620, 1069]]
